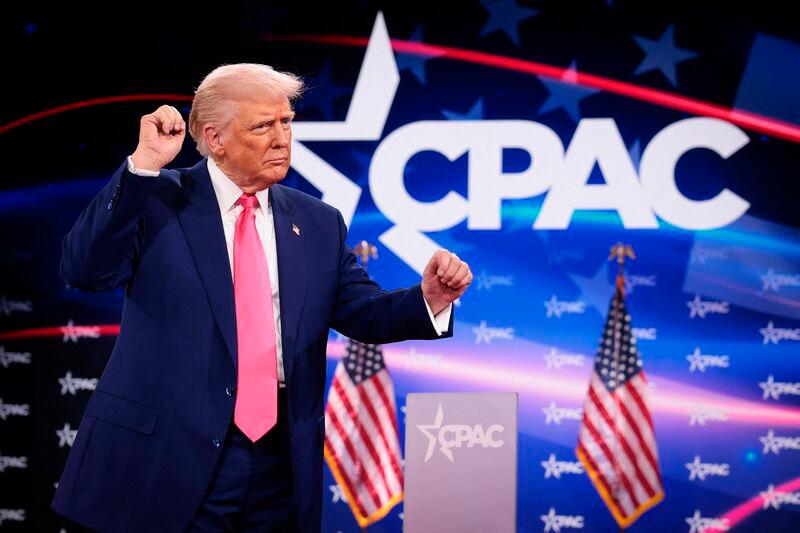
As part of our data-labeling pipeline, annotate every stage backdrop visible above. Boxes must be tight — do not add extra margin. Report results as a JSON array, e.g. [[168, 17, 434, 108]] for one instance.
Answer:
[[2, 2, 798, 531]]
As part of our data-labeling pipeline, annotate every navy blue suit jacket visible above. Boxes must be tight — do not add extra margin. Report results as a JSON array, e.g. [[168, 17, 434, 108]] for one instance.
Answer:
[[51, 158, 454, 532]]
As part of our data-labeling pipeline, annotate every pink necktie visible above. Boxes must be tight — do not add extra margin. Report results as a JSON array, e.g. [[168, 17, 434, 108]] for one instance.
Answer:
[[233, 192, 278, 442]]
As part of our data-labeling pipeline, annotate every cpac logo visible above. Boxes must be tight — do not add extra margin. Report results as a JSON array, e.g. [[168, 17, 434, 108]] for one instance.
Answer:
[[760, 484, 800, 510], [540, 508, 584, 532], [686, 348, 729, 373], [623, 274, 657, 293], [760, 269, 800, 292], [404, 347, 443, 370], [543, 348, 586, 370], [0, 346, 31, 368], [0, 454, 28, 472], [0, 509, 25, 525], [686, 295, 729, 319], [685, 510, 729, 533], [688, 407, 728, 426], [759, 321, 800, 345], [543, 402, 583, 425], [472, 320, 514, 344], [690, 246, 729, 265], [58, 371, 98, 395], [60, 319, 101, 343], [686, 455, 730, 481], [0, 399, 29, 421], [759, 429, 800, 455], [759, 375, 800, 401], [417, 404, 504, 462], [544, 296, 586, 318], [291, 14, 752, 276], [632, 327, 657, 341], [541, 454, 584, 479], [475, 270, 513, 290], [0, 295, 32, 316]]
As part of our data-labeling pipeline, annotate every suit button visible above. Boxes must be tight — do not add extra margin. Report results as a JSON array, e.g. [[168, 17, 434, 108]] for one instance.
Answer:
[[226, 386, 235, 396], [212, 438, 221, 448], [107, 202, 114, 210]]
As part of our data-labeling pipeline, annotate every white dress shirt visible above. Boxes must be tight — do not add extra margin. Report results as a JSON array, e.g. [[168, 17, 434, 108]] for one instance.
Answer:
[[126, 156, 452, 385]]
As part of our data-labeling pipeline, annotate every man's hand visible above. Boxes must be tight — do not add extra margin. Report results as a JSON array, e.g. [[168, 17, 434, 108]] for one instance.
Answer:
[[130, 105, 186, 172], [422, 249, 472, 315]]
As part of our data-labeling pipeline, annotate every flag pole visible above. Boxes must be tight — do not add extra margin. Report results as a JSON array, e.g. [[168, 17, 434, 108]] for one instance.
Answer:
[[607, 243, 636, 532], [352, 240, 379, 533]]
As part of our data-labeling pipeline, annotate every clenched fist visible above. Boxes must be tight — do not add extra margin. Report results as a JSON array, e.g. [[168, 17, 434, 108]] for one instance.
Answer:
[[422, 249, 472, 315], [130, 105, 186, 172]]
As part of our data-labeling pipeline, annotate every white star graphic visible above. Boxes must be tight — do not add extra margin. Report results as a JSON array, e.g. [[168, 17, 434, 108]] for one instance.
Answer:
[[56, 423, 77, 448], [540, 507, 561, 532], [542, 402, 560, 425], [760, 484, 780, 510], [472, 320, 492, 344], [329, 484, 348, 503], [686, 348, 705, 372], [759, 375, 781, 400], [686, 455, 705, 481], [58, 371, 75, 395], [685, 510, 704, 533], [686, 295, 705, 318], [417, 404, 450, 462], [541, 454, 563, 479], [544, 296, 561, 318], [759, 321, 780, 345], [760, 430, 780, 455]]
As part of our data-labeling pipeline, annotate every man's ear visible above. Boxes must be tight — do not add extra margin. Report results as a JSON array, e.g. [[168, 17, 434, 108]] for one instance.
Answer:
[[204, 125, 225, 158]]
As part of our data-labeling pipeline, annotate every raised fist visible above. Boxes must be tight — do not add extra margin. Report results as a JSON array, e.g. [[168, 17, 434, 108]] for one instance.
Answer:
[[130, 105, 186, 172]]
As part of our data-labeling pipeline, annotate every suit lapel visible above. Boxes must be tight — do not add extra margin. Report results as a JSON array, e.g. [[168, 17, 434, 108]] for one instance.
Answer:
[[176, 159, 239, 370], [269, 183, 307, 386]]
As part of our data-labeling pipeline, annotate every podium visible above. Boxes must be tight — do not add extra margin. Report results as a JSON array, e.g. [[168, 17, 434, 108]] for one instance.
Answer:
[[403, 392, 518, 533]]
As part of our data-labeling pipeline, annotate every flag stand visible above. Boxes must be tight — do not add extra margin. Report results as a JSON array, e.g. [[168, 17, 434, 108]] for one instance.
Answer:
[[354, 240, 378, 533], [609, 242, 635, 532]]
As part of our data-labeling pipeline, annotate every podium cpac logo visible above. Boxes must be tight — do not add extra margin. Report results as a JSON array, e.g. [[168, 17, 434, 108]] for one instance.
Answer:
[[417, 404, 505, 463], [292, 14, 753, 276]]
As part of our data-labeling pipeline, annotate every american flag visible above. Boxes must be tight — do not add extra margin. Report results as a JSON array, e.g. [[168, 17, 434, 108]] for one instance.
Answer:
[[575, 277, 664, 529], [324, 339, 404, 528]]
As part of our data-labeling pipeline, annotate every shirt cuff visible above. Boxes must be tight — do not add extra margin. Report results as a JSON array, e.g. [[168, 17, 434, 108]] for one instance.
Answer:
[[423, 298, 452, 336], [127, 155, 160, 177]]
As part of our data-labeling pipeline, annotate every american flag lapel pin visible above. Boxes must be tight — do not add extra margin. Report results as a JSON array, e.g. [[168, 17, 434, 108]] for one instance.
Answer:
[[292, 223, 300, 237]]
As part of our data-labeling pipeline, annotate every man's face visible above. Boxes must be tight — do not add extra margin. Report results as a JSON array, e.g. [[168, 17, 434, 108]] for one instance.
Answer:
[[215, 92, 295, 192]]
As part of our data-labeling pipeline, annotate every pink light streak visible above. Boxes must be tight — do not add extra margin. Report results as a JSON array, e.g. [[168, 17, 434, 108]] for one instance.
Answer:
[[706, 476, 800, 533], [327, 339, 800, 428]]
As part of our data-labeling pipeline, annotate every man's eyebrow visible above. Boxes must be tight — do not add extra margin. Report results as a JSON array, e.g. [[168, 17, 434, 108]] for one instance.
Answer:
[[254, 111, 295, 122]]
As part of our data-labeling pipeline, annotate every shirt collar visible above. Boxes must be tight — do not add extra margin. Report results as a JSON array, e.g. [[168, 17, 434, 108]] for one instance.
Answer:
[[206, 157, 270, 214]]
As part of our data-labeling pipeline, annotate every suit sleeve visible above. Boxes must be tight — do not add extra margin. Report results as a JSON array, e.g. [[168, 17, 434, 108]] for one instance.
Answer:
[[59, 159, 160, 291], [329, 210, 454, 344]]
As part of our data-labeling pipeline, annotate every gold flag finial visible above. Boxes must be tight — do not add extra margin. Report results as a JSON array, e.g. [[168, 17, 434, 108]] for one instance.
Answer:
[[608, 242, 636, 291], [353, 240, 379, 270], [608, 242, 636, 266]]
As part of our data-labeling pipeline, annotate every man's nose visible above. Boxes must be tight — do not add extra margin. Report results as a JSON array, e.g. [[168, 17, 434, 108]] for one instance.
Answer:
[[272, 124, 289, 147]]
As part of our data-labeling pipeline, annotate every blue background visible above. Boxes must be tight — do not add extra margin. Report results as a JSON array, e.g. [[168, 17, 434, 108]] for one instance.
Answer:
[[1, 1, 798, 531]]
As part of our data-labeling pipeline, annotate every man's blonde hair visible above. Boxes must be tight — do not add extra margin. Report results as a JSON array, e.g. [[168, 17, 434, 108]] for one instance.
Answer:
[[188, 63, 305, 156]]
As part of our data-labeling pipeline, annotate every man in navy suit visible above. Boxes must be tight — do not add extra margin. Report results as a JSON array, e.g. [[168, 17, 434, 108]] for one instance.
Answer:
[[51, 63, 472, 532]]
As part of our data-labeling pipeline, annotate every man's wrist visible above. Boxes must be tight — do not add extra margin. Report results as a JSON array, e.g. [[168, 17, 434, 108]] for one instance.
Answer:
[[129, 150, 163, 173], [127, 155, 161, 177]]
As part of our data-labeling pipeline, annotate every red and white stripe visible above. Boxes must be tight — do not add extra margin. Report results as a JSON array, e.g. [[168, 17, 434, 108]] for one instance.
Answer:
[[577, 371, 664, 521], [324, 363, 403, 522]]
